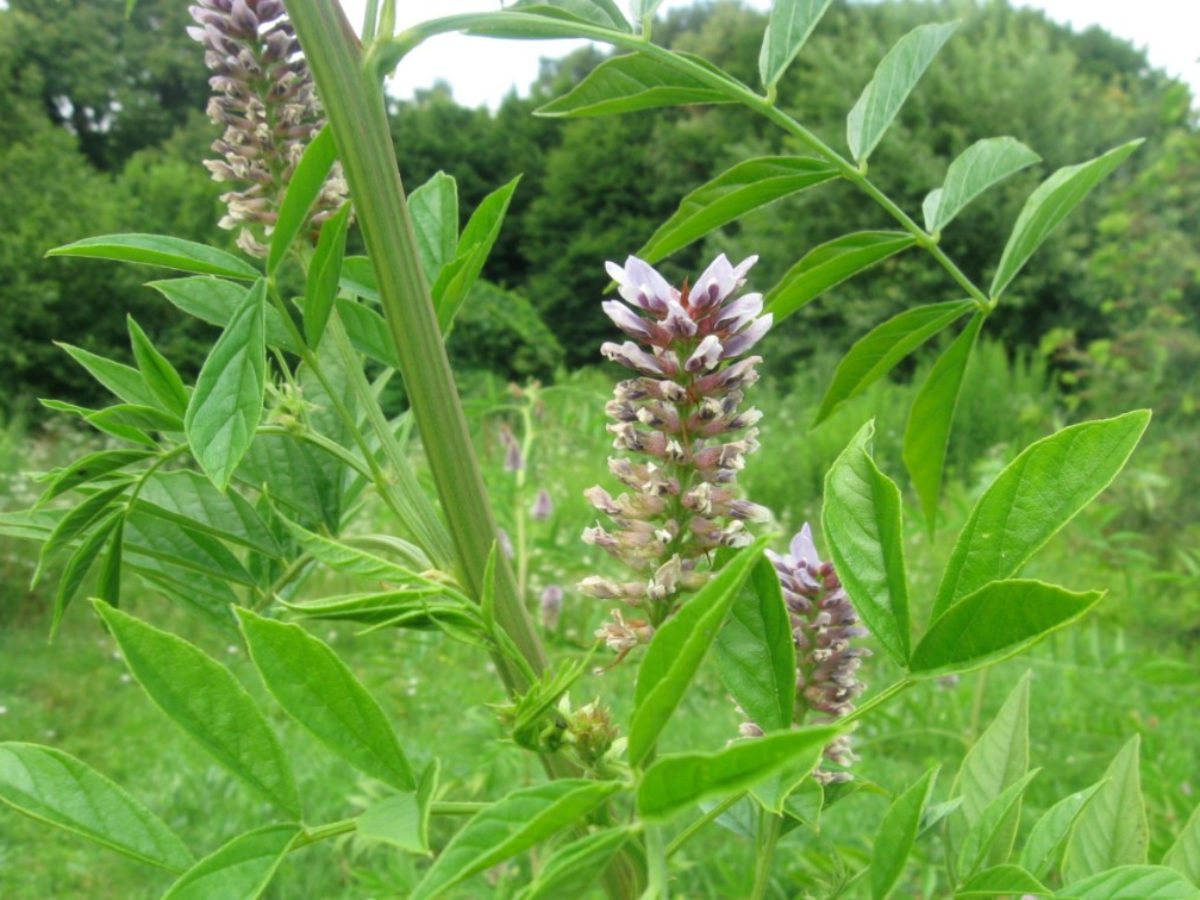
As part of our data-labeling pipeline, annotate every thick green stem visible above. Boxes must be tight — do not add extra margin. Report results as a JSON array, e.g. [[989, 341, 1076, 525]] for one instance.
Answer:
[[284, 0, 547, 694], [750, 811, 782, 900]]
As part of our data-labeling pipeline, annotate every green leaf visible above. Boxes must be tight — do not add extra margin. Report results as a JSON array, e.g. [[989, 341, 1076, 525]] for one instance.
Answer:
[[821, 421, 910, 665], [933, 410, 1151, 618], [816, 299, 973, 425], [1019, 781, 1105, 880], [846, 22, 958, 163], [870, 767, 939, 900], [268, 124, 336, 274], [912, 580, 1101, 676], [40, 398, 156, 447], [282, 518, 426, 582], [956, 865, 1050, 897], [185, 279, 267, 490], [637, 725, 839, 822], [93, 602, 301, 818], [237, 609, 415, 791], [635, 157, 838, 265], [953, 673, 1030, 866], [57, 342, 159, 408], [48, 233, 260, 280], [88, 403, 183, 434], [1064, 737, 1149, 882], [357, 761, 440, 854], [51, 511, 122, 639], [990, 140, 1143, 298], [1164, 802, 1200, 886], [37, 448, 154, 505], [34, 480, 131, 586], [766, 232, 916, 322], [163, 824, 300, 900], [1059, 865, 1198, 899], [127, 317, 190, 416], [903, 313, 983, 530], [433, 176, 520, 333], [408, 172, 459, 285], [335, 297, 403, 367], [338, 256, 379, 301], [629, 538, 768, 766], [759, 0, 833, 88], [411, 779, 623, 899], [518, 826, 634, 900], [304, 203, 352, 347], [536, 53, 733, 117], [923, 137, 1040, 233], [0, 743, 193, 873], [631, 0, 665, 23], [714, 554, 796, 732], [957, 769, 1041, 878], [511, 0, 630, 32], [149, 277, 300, 353], [96, 514, 124, 606]]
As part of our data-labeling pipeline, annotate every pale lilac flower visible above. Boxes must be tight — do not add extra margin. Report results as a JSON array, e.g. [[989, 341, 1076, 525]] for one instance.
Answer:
[[530, 488, 554, 521], [540, 585, 563, 630], [188, 0, 348, 256], [582, 254, 771, 632], [498, 423, 524, 472], [497, 528, 514, 560]]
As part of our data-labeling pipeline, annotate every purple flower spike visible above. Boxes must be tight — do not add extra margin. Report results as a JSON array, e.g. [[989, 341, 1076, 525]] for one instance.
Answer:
[[530, 488, 554, 521], [582, 253, 772, 639]]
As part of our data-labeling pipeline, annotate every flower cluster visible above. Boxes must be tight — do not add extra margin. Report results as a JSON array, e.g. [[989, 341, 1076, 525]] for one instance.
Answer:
[[187, 0, 348, 256], [581, 254, 773, 639], [764, 524, 869, 783]]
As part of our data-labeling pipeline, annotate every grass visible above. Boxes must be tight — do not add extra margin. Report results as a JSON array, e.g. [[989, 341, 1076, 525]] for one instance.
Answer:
[[1, 345, 1197, 897]]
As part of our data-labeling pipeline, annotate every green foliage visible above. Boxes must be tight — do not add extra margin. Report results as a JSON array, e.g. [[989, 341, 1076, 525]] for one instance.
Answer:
[[870, 766, 938, 899], [447, 281, 566, 381], [163, 825, 300, 900]]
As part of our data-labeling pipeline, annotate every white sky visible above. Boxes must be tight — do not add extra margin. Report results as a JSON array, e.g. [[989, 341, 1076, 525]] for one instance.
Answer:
[[337, 1, 1200, 110]]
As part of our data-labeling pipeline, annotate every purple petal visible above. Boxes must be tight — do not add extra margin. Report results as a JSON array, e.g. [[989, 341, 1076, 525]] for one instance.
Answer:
[[662, 299, 698, 338], [715, 292, 763, 332], [721, 314, 773, 358], [685, 334, 723, 372], [601, 341, 665, 376], [692, 254, 735, 310], [609, 256, 673, 314], [790, 523, 820, 568], [602, 300, 653, 340]]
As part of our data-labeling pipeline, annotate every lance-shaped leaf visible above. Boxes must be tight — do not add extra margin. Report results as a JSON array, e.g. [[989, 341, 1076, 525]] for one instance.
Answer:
[[185, 278, 267, 490], [631, 0, 666, 23], [815, 299, 973, 425], [0, 742, 193, 873], [268, 124, 335, 274], [766, 231, 916, 321], [37, 448, 154, 506], [1059, 865, 1195, 899], [511, 0, 630, 32], [335, 297, 403, 367], [282, 518, 429, 579], [433, 176, 520, 333], [51, 511, 122, 639], [636, 157, 838, 264], [759, 0, 833, 88], [357, 761, 440, 854], [93, 601, 302, 818], [536, 53, 734, 117], [1064, 736, 1149, 882], [1164, 802, 1200, 886], [34, 480, 131, 586], [411, 779, 623, 899], [1020, 781, 1105, 880], [637, 725, 839, 822], [518, 826, 634, 900], [715, 554, 796, 732], [127, 316, 189, 416], [163, 824, 300, 900], [870, 767, 939, 900], [822, 421, 910, 665], [903, 312, 983, 529], [48, 234, 260, 280], [95, 514, 124, 605], [303, 203, 352, 348], [846, 22, 959, 163], [911, 580, 1101, 676], [629, 538, 768, 766], [923, 137, 1040, 233], [990, 139, 1143, 298], [88, 403, 182, 434], [236, 609, 416, 791], [957, 866, 1050, 898], [933, 410, 1151, 618], [408, 171, 459, 285], [149, 277, 300, 353], [953, 673, 1030, 866], [957, 769, 1041, 878], [57, 342, 160, 409]]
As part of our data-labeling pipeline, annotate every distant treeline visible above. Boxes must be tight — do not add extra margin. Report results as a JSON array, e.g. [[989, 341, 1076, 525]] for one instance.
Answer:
[[2, 0, 1197, 415]]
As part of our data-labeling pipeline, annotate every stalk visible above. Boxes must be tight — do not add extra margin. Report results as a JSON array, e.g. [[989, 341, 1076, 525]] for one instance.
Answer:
[[283, 0, 546, 692]]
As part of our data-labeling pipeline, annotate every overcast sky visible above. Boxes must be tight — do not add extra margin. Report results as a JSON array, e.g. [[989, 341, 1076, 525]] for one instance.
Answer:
[[337, 1, 1199, 110]]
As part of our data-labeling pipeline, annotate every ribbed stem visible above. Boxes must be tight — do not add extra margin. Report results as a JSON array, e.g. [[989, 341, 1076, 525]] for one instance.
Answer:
[[283, 0, 546, 691]]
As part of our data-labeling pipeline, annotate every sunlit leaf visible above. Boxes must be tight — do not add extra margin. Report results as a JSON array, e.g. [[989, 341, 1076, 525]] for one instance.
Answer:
[[957, 770, 1041, 878], [1064, 737, 1149, 882], [758, 0, 833, 88], [408, 172, 459, 285], [923, 137, 1040, 233], [870, 767, 939, 899], [511, 0, 630, 32], [357, 761, 439, 854], [127, 316, 189, 416], [56, 342, 159, 409], [1164, 802, 1200, 886], [48, 233, 260, 280], [1019, 781, 1105, 880], [148, 277, 300, 353], [268, 124, 336, 274], [303, 203, 352, 348], [163, 824, 300, 900], [536, 53, 734, 117], [957, 865, 1050, 897], [1059, 865, 1197, 899], [518, 826, 634, 900]]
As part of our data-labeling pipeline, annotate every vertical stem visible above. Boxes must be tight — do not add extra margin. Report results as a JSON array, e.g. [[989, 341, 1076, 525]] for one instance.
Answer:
[[750, 812, 782, 900], [285, 0, 547, 692], [644, 824, 670, 900]]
